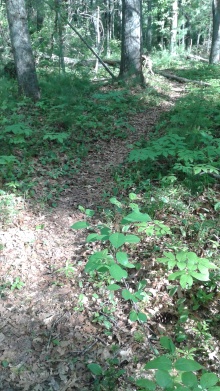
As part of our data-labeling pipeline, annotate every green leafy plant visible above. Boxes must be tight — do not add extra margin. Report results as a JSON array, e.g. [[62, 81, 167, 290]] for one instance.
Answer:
[[3, 123, 33, 144], [10, 277, 25, 291], [71, 195, 173, 322], [157, 251, 217, 289], [56, 260, 76, 278], [191, 288, 214, 310], [128, 132, 220, 187], [136, 337, 220, 391], [88, 359, 125, 391]]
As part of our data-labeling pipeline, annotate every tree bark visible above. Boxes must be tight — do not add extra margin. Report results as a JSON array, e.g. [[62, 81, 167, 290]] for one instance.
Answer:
[[55, 0, 65, 73], [209, 0, 220, 63], [146, 0, 152, 53], [119, 0, 144, 83], [170, 0, 178, 55], [6, 0, 40, 101]]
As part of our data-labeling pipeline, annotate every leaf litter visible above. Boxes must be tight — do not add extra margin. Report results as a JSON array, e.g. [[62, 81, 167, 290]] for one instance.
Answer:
[[0, 80, 219, 390]]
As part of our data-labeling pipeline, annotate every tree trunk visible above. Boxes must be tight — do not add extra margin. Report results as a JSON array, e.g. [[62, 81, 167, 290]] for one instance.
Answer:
[[146, 0, 152, 52], [170, 0, 178, 55], [209, 0, 220, 63], [55, 0, 65, 73], [119, 0, 144, 83], [6, 0, 40, 101]]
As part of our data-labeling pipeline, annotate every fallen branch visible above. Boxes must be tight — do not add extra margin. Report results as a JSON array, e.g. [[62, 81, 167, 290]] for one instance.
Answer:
[[186, 54, 209, 63], [156, 71, 211, 86], [64, 20, 116, 79], [46, 0, 116, 79]]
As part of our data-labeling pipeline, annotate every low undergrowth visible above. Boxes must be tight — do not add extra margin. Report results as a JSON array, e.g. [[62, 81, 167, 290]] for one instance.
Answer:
[[116, 81, 220, 193], [69, 65, 220, 389], [0, 71, 151, 205], [71, 189, 220, 390], [0, 61, 220, 390]]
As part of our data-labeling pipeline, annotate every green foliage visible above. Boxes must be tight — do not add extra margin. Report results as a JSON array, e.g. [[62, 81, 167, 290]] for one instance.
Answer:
[[117, 81, 220, 192], [56, 261, 76, 278], [0, 190, 21, 226], [0, 73, 145, 201], [71, 195, 218, 322], [157, 251, 217, 288], [136, 337, 220, 391], [128, 131, 220, 189], [88, 359, 125, 390], [10, 277, 25, 291]]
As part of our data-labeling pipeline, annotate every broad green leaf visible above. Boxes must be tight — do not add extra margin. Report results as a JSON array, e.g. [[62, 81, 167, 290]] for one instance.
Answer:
[[107, 284, 121, 291], [180, 274, 193, 288], [187, 261, 198, 271], [179, 314, 188, 323], [164, 252, 175, 260], [190, 271, 210, 281], [155, 370, 173, 388], [109, 197, 122, 207], [129, 192, 138, 200], [200, 373, 218, 388], [214, 202, 220, 211], [100, 227, 111, 236], [136, 378, 156, 390], [116, 251, 128, 263], [138, 280, 147, 290], [145, 356, 172, 371], [160, 337, 175, 353], [110, 264, 127, 281], [129, 311, 138, 322], [125, 234, 140, 244], [129, 202, 139, 211], [186, 252, 198, 262], [122, 224, 130, 232], [198, 265, 210, 274], [71, 221, 90, 229], [177, 261, 187, 271], [199, 259, 217, 269], [134, 291, 144, 301], [175, 386, 191, 391], [109, 233, 125, 249], [182, 372, 198, 387], [168, 271, 184, 280], [85, 209, 95, 217], [116, 252, 135, 268], [88, 363, 102, 375], [138, 312, 147, 322], [174, 358, 203, 372], [122, 289, 133, 300], [121, 211, 151, 223], [86, 233, 106, 242], [85, 251, 113, 272], [169, 286, 178, 296], [176, 252, 188, 262]]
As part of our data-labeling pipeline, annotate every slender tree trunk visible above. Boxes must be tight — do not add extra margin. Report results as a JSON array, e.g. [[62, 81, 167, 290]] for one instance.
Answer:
[[185, 14, 191, 51], [55, 0, 65, 73], [119, 0, 144, 83], [170, 0, 178, 55], [209, 0, 220, 63], [146, 0, 152, 52], [6, 0, 40, 101], [94, 6, 101, 73], [105, 0, 112, 57]]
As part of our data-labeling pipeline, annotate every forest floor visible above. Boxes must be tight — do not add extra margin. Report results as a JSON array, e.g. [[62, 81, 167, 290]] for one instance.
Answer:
[[0, 78, 219, 391]]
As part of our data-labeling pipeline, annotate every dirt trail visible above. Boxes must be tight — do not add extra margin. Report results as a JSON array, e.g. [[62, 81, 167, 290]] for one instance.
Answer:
[[0, 81, 185, 391]]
